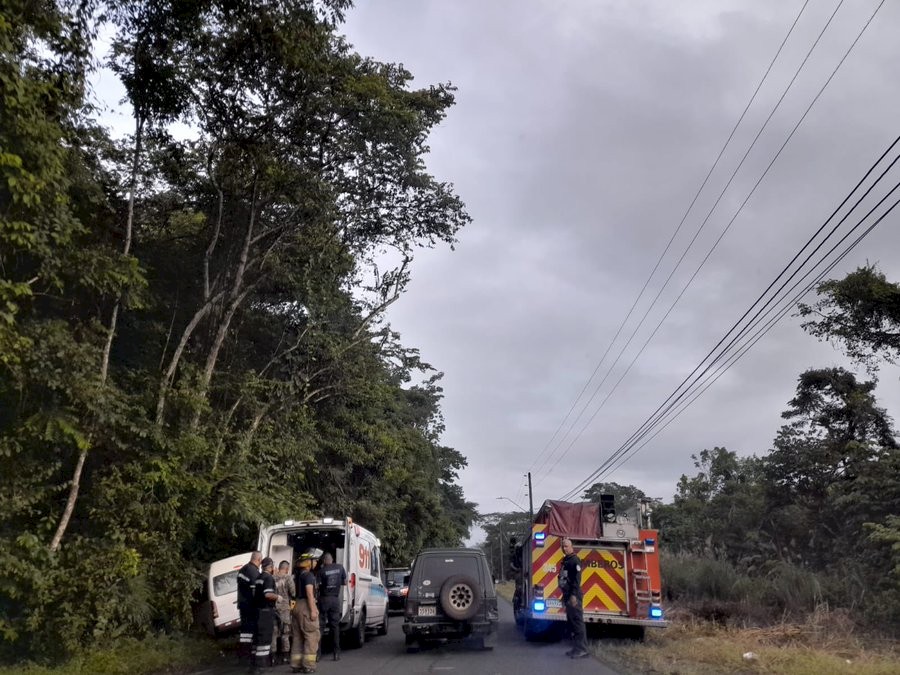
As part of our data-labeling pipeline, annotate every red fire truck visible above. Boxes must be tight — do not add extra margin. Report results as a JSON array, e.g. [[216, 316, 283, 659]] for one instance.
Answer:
[[513, 497, 666, 640]]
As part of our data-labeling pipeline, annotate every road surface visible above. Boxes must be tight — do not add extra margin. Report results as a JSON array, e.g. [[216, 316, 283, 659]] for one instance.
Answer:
[[197, 599, 622, 675]]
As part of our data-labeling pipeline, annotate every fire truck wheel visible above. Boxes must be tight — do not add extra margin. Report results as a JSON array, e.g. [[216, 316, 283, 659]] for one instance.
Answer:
[[439, 575, 482, 621]]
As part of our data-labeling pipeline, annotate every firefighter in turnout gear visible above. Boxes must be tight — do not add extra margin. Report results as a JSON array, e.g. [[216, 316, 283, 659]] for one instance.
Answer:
[[237, 552, 263, 664], [272, 560, 295, 664], [559, 538, 589, 658], [317, 551, 347, 660], [290, 551, 320, 673], [253, 558, 279, 671]]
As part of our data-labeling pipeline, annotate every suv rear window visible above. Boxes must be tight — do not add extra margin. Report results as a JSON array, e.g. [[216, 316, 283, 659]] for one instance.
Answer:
[[415, 555, 481, 588], [386, 569, 409, 586]]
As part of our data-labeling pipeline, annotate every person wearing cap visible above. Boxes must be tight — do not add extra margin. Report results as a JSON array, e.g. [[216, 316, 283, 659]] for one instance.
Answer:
[[253, 557, 279, 671], [290, 551, 320, 674], [237, 552, 263, 664]]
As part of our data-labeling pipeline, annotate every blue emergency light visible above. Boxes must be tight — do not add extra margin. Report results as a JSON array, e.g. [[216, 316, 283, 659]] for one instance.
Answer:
[[534, 532, 546, 541], [644, 538, 656, 546], [533, 600, 546, 612], [649, 606, 664, 619]]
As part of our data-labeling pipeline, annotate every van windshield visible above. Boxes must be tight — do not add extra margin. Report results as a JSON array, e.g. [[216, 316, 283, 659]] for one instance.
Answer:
[[414, 555, 480, 589], [213, 570, 238, 597]]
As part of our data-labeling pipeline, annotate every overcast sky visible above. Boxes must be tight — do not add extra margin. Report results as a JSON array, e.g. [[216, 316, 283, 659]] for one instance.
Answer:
[[89, 0, 900, 539], [338, 0, 900, 527]]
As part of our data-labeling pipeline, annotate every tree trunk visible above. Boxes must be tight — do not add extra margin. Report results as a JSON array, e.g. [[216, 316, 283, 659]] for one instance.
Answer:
[[50, 115, 143, 552]]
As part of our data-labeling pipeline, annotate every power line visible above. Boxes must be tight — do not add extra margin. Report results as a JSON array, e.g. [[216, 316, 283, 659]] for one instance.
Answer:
[[588, 190, 900, 492], [525, 0, 813, 476], [546, 0, 885, 485], [534, 0, 846, 481], [560, 137, 900, 500]]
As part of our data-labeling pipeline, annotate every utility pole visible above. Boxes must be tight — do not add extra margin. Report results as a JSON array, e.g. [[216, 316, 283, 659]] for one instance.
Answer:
[[499, 527, 504, 582], [527, 472, 534, 521]]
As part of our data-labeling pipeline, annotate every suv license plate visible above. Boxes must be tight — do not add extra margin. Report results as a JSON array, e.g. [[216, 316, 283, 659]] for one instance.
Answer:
[[418, 606, 436, 616]]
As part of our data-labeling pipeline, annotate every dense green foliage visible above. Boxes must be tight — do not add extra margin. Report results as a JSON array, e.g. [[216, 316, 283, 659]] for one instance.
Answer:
[[0, 0, 475, 663], [654, 267, 900, 629]]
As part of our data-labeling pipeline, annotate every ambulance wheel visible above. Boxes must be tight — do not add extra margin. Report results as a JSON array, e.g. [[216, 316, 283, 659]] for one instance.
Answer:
[[347, 608, 366, 648], [377, 605, 388, 636]]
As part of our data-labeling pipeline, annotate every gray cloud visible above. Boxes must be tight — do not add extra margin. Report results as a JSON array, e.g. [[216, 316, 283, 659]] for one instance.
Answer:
[[342, 0, 900, 531]]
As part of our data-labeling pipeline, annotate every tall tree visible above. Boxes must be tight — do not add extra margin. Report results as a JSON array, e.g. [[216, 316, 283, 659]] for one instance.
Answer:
[[799, 265, 900, 371]]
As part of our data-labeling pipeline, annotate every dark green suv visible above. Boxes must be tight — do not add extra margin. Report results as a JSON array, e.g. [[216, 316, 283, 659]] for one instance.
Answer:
[[402, 548, 499, 650]]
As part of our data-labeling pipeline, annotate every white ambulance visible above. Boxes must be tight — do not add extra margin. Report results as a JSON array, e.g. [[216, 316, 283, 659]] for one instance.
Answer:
[[257, 516, 389, 647]]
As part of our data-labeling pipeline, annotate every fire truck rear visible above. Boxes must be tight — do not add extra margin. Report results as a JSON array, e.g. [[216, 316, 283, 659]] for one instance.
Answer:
[[513, 496, 666, 640]]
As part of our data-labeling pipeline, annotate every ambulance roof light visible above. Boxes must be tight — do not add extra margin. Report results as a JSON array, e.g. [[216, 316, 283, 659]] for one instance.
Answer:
[[322, 517, 334, 524]]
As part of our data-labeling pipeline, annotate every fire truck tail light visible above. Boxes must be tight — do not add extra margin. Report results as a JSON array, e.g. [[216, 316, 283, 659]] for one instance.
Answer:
[[650, 605, 663, 619], [533, 600, 546, 612]]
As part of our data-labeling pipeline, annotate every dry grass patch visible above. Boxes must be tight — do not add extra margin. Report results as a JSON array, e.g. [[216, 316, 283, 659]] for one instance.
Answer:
[[495, 581, 515, 602], [599, 608, 899, 675]]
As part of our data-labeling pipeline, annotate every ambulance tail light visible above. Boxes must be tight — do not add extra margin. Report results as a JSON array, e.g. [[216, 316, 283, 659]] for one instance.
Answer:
[[349, 572, 356, 590], [210, 600, 218, 619]]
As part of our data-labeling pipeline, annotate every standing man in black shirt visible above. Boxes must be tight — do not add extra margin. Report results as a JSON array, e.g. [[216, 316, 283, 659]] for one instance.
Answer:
[[317, 551, 347, 661], [559, 538, 589, 659], [253, 557, 279, 672], [237, 551, 263, 664]]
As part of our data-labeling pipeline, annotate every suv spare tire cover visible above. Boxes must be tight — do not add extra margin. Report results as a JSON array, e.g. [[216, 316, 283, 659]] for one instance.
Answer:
[[439, 574, 482, 621]]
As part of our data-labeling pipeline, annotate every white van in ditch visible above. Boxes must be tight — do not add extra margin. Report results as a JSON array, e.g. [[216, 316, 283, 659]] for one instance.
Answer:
[[195, 551, 252, 636], [257, 517, 388, 648]]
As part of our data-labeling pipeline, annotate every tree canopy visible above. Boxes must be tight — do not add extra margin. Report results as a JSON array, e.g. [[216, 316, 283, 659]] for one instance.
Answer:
[[0, 0, 476, 662]]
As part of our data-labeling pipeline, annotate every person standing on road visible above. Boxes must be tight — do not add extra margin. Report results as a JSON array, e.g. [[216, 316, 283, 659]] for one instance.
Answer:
[[272, 560, 296, 665], [317, 551, 347, 661], [253, 558, 279, 671], [237, 551, 263, 664], [290, 552, 320, 674], [559, 538, 589, 659]]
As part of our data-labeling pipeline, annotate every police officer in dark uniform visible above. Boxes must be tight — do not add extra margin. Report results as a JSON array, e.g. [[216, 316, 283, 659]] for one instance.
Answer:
[[237, 552, 263, 664], [317, 551, 347, 661], [253, 557, 279, 671], [559, 538, 589, 658]]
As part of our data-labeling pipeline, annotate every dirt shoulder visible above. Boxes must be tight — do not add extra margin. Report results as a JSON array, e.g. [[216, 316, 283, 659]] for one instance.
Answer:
[[597, 608, 899, 675]]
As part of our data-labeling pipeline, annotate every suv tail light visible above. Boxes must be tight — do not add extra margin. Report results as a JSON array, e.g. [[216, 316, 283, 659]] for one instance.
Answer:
[[401, 587, 408, 596], [210, 600, 218, 619]]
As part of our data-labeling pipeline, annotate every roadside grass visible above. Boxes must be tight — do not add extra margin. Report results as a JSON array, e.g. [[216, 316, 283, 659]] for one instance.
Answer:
[[0, 634, 223, 675], [495, 581, 515, 602], [599, 608, 900, 675]]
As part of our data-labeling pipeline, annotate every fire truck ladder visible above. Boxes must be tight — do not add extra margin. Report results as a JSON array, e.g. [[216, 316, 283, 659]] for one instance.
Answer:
[[629, 540, 660, 616]]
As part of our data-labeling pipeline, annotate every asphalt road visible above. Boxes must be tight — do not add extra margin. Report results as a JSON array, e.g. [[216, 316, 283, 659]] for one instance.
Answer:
[[197, 599, 622, 675]]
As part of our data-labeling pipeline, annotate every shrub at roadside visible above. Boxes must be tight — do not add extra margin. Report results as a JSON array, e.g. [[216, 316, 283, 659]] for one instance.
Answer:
[[0, 635, 220, 675]]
